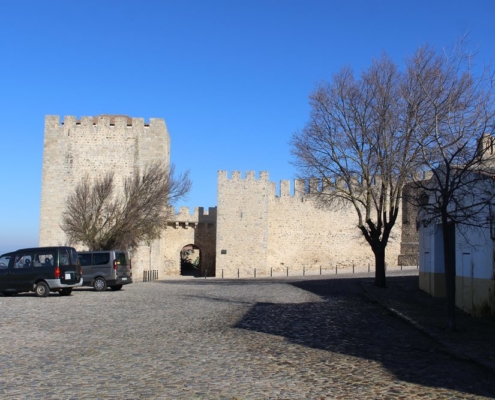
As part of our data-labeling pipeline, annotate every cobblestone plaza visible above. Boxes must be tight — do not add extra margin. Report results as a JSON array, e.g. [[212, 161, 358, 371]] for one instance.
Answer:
[[1, 272, 494, 399]]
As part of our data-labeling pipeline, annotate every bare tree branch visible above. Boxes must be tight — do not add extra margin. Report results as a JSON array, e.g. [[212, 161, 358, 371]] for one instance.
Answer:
[[61, 162, 191, 251], [405, 40, 495, 329], [291, 52, 424, 288], [291, 41, 495, 299]]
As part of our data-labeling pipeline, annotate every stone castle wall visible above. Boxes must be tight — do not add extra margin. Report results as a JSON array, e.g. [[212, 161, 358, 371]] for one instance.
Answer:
[[216, 171, 402, 278], [216, 171, 270, 274], [40, 115, 405, 281], [39, 115, 171, 279], [118, 206, 216, 279]]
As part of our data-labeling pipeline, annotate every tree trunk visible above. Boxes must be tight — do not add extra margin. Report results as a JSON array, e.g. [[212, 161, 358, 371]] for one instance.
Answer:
[[374, 244, 387, 288], [443, 221, 457, 330]]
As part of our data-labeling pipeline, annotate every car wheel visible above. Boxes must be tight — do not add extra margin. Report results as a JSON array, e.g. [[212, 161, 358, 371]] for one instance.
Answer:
[[2, 291, 16, 296], [110, 285, 123, 291], [35, 282, 50, 297], [59, 288, 72, 296], [93, 277, 107, 292]]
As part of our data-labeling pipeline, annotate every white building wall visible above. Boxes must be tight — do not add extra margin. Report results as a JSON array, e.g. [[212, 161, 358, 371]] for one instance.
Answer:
[[418, 184, 495, 314]]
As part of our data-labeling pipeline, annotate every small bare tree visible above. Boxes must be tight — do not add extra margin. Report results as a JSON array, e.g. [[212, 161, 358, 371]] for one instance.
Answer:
[[61, 162, 191, 251], [407, 43, 495, 330]]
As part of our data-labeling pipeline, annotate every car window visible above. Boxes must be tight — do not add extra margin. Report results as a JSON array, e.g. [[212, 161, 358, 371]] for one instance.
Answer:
[[59, 249, 70, 266], [79, 253, 92, 266], [33, 252, 55, 267], [94, 253, 110, 265], [0, 254, 12, 269], [116, 252, 127, 266], [15, 253, 33, 269]]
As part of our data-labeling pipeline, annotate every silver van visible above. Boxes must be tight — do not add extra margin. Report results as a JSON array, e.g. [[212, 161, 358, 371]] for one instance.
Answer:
[[78, 250, 133, 291]]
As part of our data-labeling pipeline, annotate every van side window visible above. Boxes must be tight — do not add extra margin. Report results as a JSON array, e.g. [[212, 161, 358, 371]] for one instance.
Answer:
[[0, 254, 12, 269], [15, 254, 33, 268], [94, 253, 110, 265], [34, 252, 55, 267], [60, 249, 70, 266], [79, 254, 92, 266], [116, 252, 127, 266]]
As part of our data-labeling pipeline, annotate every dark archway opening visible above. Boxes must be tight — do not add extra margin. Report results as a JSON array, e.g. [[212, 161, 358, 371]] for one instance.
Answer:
[[180, 244, 201, 276]]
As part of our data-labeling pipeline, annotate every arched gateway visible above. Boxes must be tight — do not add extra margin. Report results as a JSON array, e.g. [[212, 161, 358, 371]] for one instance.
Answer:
[[159, 207, 217, 277]]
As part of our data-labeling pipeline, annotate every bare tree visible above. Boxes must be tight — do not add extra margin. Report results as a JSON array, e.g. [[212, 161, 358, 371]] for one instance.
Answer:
[[291, 43, 493, 289], [61, 162, 192, 251], [291, 51, 430, 287], [407, 43, 495, 329]]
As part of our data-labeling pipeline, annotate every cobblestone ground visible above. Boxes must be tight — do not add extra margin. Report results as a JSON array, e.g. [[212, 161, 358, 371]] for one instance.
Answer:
[[0, 275, 494, 399]]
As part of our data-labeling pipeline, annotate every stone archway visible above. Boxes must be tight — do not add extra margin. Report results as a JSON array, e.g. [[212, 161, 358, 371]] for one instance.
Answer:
[[180, 244, 201, 276], [161, 221, 216, 277]]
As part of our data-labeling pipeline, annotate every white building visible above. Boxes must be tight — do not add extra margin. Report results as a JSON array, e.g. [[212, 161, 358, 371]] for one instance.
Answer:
[[418, 168, 495, 316]]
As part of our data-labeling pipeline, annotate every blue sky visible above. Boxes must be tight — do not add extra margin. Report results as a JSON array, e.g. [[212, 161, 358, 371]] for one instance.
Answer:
[[1, 0, 494, 254]]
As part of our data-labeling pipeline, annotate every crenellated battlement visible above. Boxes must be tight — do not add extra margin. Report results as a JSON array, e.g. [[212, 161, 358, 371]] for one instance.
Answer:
[[45, 115, 166, 129], [168, 206, 217, 224], [218, 170, 270, 181], [219, 171, 385, 201], [279, 179, 306, 197], [278, 175, 387, 198], [219, 171, 325, 199]]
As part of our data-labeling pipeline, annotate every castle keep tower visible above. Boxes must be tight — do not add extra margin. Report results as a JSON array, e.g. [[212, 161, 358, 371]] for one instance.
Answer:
[[39, 115, 171, 275]]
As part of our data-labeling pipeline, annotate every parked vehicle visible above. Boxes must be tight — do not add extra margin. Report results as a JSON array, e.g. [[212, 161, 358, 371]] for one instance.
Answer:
[[78, 250, 133, 291], [0, 246, 83, 297]]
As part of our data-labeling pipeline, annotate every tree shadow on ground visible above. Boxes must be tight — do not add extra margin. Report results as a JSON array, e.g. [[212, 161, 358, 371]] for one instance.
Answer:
[[233, 276, 495, 398]]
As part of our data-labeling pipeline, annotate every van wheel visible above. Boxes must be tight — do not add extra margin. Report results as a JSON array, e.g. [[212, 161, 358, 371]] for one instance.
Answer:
[[35, 282, 50, 297], [110, 285, 123, 291], [93, 277, 107, 292], [59, 288, 72, 296]]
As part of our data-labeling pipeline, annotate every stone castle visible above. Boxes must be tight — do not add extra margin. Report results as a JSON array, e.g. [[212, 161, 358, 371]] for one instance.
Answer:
[[40, 115, 409, 279]]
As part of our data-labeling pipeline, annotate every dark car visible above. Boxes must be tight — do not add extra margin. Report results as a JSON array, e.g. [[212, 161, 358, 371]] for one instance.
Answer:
[[0, 246, 83, 297]]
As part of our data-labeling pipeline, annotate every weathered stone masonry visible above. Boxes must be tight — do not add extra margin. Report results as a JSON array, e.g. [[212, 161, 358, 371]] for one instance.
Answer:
[[39, 115, 173, 279], [216, 170, 402, 277], [40, 115, 404, 279], [40, 115, 170, 243]]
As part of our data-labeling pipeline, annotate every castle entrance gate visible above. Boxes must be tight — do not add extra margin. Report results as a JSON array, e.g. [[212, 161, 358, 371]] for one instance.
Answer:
[[161, 212, 216, 277], [180, 244, 201, 277]]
